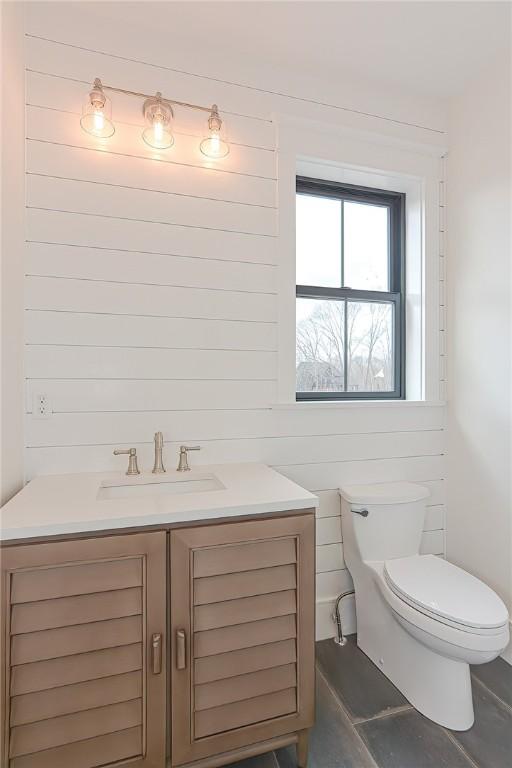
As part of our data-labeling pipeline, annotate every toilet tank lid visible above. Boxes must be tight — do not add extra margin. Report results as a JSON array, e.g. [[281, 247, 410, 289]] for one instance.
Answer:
[[339, 482, 430, 505]]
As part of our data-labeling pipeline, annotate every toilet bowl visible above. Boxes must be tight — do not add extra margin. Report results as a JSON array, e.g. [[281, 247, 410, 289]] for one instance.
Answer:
[[339, 482, 509, 731]]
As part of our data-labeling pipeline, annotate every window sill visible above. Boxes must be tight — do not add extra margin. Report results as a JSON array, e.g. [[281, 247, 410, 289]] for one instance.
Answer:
[[271, 400, 446, 410]]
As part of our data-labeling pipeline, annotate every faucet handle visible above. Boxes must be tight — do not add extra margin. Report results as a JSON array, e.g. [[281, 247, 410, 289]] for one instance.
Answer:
[[113, 447, 140, 476], [177, 445, 201, 472]]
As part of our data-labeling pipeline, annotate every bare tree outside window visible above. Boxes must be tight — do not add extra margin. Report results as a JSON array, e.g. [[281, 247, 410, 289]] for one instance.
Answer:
[[296, 178, 404, 400], [296, 301, 393, 394], [296, 300, 345, 393]]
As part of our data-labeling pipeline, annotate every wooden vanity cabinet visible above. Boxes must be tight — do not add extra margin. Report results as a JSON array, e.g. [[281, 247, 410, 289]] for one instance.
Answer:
[[1, 510, 315, 768], [1, 532, 167, 768], [170, 514, 315, 768]]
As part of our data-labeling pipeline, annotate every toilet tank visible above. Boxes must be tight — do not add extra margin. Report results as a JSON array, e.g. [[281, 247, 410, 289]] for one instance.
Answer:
[[339, 482, 430, 562]]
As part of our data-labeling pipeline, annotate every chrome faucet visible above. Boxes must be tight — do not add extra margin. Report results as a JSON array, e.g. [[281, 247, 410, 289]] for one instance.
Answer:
[[177, 445, 201, 472], [152, 432, 166, 474]]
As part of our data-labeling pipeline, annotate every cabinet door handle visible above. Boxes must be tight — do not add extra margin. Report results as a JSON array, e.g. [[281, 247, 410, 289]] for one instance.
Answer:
[[176, 629, 186, 670], [152, 633, 162, 675]]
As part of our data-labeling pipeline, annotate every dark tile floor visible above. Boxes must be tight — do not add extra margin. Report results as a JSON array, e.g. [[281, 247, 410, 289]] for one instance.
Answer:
[[231, 636, 512, 768]]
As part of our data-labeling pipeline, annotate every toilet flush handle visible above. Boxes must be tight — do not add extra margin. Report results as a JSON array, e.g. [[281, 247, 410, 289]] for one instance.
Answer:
[[353, 507, 369, 517]]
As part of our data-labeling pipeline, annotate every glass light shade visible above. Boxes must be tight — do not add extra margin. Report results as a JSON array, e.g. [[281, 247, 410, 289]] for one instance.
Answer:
[[80, 84, 115, 138], [200, 131, 229, 159], [200, 105, 229, 159], [142, 95, 174, 150], [142, 122, 174, 149]]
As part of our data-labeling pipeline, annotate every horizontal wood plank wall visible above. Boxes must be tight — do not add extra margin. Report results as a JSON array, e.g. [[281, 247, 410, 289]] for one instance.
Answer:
[[23, 7, 447, 641]]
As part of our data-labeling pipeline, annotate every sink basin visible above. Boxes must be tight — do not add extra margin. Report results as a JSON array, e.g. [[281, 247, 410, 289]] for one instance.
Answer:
[[98, 474, 224, 501]]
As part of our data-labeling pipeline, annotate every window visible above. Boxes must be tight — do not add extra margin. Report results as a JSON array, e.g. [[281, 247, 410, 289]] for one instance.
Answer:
[[296, 177, 405, 400]]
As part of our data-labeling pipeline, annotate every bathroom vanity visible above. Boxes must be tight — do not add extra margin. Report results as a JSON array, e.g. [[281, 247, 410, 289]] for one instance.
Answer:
[[0, 463, 317, 768]]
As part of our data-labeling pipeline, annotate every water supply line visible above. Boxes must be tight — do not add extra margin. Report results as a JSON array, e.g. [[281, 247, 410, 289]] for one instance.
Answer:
[[332, 589, 355, 646]]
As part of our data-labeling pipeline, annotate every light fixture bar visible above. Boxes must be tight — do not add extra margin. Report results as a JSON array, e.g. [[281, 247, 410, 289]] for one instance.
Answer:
[[97, 80, 214, 114]]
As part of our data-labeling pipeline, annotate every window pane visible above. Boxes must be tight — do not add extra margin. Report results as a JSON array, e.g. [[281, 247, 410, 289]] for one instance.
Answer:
[[296, 194, 341, 287], [343, 201, 389, 291], [296, 298, 345, 393], [347, 302, 394, 392]]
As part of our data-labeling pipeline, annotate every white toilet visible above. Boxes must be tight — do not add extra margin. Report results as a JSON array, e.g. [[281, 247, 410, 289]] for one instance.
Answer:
[[339, 482, 510, 731]]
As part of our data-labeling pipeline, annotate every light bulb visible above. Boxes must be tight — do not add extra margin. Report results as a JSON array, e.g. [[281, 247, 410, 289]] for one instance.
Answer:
[[93, 110, 105, 132], [142, 93, 174, 150], [209, 131, 221, 154], [80, 79, 115, 138], [154, 121, 164, 142], [200, 105, 229, 159]]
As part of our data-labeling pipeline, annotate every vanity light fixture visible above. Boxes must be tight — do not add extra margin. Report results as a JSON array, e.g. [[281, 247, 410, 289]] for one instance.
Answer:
[[142, 93, 174, 150], [80, 78, 115, 138], [80, 78, 230, 158], [200, 104, 229, 159]]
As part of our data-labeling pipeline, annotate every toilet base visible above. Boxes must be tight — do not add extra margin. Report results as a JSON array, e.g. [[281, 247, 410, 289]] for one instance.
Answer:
[[355, 574, 474, 730]]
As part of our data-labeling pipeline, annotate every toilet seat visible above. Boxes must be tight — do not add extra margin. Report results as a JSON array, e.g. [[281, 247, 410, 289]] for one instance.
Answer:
[[374, 555, 509, 663], [384, 555, 509, 634]]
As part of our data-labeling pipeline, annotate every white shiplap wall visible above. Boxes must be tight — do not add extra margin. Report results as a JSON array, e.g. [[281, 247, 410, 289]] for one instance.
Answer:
[[23, 4, 447, 640]]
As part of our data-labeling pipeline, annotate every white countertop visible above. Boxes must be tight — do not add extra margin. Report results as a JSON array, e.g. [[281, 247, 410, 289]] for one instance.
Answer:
[[0, 463, 318, 542]]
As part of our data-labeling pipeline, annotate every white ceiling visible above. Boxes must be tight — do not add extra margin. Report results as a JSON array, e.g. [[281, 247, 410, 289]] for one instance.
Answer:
[[88, 0, 511, 100]]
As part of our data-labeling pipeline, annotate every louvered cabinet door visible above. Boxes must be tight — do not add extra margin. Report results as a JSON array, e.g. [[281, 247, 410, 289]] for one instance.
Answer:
[[1, 532, 167, 768], [170, 513, 315, 766]]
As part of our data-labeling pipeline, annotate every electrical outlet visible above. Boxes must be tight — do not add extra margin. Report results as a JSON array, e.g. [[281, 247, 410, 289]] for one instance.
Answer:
[[33, 393, 51, 419]]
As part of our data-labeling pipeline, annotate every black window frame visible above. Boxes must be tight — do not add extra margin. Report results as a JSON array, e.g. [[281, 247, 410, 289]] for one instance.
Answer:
[[296, 176, 406, 401]]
